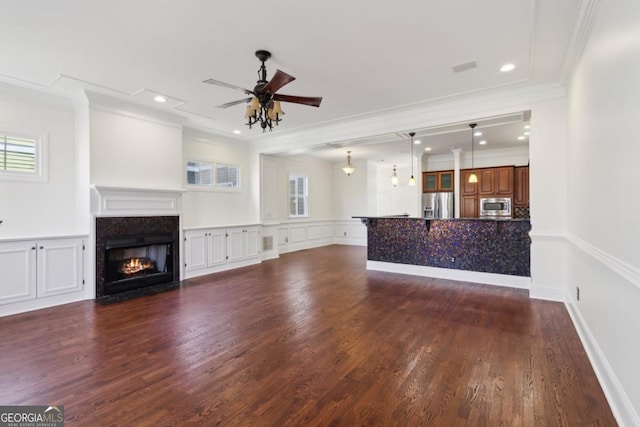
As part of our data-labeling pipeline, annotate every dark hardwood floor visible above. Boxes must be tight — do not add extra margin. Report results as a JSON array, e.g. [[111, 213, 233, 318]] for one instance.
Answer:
[[0, 245, 616, 426]]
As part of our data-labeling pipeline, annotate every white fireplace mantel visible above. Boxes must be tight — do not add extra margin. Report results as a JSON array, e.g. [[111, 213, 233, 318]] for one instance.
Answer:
[[92, 185, 186, 216]]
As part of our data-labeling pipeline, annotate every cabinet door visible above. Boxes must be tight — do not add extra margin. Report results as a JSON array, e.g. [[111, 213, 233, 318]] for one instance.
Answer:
[[462, 170, 478, 195], [514, 166, 529, 206], [245, 228, 260, 259], [185, 231, 208, 272], [461, 196, 479, 218], [227, 228, 245, 262], [495, 166, 514, 195], [208, 230, 226, 266], [0, 241, 37, 304], [423, 172, 437, 192], [438, 171, 454, 191], [479, 169, 495, 195], [37, 238, 84, 298]]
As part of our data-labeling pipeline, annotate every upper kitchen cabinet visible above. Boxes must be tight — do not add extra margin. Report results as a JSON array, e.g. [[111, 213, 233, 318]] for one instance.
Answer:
[[422, 171, 454, 193], [461, 170, 478, 195], [478, 166, 514, 196]]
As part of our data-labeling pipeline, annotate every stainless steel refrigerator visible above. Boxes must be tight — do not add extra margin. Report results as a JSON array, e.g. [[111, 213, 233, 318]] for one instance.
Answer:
[[422, 192, 454, 219]]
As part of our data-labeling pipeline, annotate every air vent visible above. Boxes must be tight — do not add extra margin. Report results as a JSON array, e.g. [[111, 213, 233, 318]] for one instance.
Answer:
[[262, 236, 273, 251], [452, 61, 477, 73]]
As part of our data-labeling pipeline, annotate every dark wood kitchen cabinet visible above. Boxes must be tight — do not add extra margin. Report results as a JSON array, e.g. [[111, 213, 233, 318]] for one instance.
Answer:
[[478, 166, 513, 196], [461, 170, 478, 195], [422, 170, 454, 192], [462, 196, 479, 218], [514, 166, 530, 207]]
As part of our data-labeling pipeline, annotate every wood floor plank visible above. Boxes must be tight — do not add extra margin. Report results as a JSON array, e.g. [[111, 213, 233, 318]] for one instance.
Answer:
[[0, 245, 616, 426]]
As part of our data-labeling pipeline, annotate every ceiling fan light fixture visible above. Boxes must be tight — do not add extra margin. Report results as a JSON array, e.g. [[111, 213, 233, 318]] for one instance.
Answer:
[[342, 151, 355, 176], [205, 49, 322, 133]]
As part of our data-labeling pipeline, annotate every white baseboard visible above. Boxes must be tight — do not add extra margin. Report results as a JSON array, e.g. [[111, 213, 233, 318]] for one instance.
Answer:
[[366, 261, 531, 290], [565, 300, 640, 427], [528, 286, 566, 302]]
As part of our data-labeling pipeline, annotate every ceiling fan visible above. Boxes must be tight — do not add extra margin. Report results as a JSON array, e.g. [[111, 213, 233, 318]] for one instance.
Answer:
[[203, 50, 323, 132]]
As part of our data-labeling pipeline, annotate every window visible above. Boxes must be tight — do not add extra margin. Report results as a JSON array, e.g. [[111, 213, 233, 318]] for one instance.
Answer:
[[186, 160, 240, 189], [0, 130, 46, 181], [215, 163, 239, 188], [289, 175, 308, 217], [186, 161, 213, 186]]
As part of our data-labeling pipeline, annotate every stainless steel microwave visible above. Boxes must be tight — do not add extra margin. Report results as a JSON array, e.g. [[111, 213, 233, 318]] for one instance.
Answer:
[[480, 197, 511, 218]]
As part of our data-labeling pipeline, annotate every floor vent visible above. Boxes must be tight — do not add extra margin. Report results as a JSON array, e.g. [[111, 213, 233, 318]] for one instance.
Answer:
[[262, 236, 273, 251]]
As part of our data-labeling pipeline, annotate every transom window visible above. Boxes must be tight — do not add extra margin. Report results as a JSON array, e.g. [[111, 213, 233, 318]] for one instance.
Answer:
[[186, 160, 240, 189], [0, 130, 46, 182]]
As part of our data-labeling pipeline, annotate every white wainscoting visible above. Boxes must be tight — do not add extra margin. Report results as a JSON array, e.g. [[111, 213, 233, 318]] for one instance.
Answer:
[[564, 235, 640, 427], [276, 219, 366, 254]]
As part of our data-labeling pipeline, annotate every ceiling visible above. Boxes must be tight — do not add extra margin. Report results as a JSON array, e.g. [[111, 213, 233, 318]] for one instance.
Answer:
[[0, 1, 581, 162]]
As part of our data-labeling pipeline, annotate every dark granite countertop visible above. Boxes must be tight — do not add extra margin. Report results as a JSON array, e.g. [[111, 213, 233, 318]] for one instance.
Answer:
[[352, 216, 529, 222]]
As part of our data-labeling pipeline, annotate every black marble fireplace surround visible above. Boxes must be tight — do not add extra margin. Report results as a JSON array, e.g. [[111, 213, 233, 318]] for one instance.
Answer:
[[95, 216, 180, 304]]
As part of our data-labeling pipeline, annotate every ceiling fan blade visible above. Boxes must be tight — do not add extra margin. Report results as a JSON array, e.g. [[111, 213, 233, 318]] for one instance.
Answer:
[[273, 94, 323, 107], [203, 78, 254, 95], [216, 97, 253, 109], [261, 70, 296, 94]]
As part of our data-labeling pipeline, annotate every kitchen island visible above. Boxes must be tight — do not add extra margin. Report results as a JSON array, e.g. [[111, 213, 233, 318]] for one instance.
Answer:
[[356, 216, 531, 286]]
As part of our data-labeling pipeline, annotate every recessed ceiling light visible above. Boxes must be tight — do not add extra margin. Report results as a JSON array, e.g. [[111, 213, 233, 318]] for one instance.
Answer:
[[479, 140, 487, 145], [474, 131, 482, 136], [518, 136, 526, 140], [154, 95, 167, 103], [524, 131, 530, 136], [414, 139, 421, 145], [233, 130, 241, 135], [524, 124, 530, 129], [424, 147, 431, 152], [500, 63, 516, 72]]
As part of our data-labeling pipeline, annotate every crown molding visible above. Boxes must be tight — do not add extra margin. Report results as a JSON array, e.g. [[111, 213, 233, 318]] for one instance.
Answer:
[[250, 82, 565, 155], [560, 0, 601, 88]]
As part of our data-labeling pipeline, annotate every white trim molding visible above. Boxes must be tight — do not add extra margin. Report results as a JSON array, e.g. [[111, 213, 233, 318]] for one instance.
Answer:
[[567, 234, 640, 293], [92, 186, 186, 217], [367, 261, 531, 290]]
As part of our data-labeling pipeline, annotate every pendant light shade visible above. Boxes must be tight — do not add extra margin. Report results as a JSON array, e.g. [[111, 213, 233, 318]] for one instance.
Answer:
[[408, 132, 416, 186], [468, 123, 478, 184], [342, 151, 355, 176], [391, 165, 399, 187]]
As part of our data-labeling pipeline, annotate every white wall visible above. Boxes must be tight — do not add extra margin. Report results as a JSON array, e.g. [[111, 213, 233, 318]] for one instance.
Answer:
[[89, 107, 182, 189], [0, 85, 79, 238], [528, 98, 569, 301], [333, 159, 369, 219], [565, 1, 640, 424], [375, 162, 420, 216], [267, 155, 334, 222], [181, 129, 257, 228]]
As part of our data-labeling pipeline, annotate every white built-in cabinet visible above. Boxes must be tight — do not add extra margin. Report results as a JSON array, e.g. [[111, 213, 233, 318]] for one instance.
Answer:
[[184, 226, 260, 278], [0, 237, 84, 305]]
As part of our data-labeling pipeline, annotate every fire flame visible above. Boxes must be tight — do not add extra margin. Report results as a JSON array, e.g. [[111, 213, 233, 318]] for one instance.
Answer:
[[120, 257, 154, 275]]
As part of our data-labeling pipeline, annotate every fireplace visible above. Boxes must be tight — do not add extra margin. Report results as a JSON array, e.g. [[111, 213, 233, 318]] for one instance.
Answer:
[[96, 216, 179, 302]]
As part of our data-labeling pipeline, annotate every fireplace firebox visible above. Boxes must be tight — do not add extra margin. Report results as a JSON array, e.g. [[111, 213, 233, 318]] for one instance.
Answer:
[[104, 233, 174, 295], [96, 216, 180, 302]]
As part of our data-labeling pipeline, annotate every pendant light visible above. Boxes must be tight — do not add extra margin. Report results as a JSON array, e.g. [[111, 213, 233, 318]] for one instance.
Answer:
[[342, 151, 355, 176], [408, 132, 416, 186], [468, 124, 478, 183], [391, 165, 399, 187]]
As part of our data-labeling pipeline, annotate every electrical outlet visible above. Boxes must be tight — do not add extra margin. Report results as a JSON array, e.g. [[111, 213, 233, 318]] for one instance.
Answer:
[[576, 286, 580, 301]]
